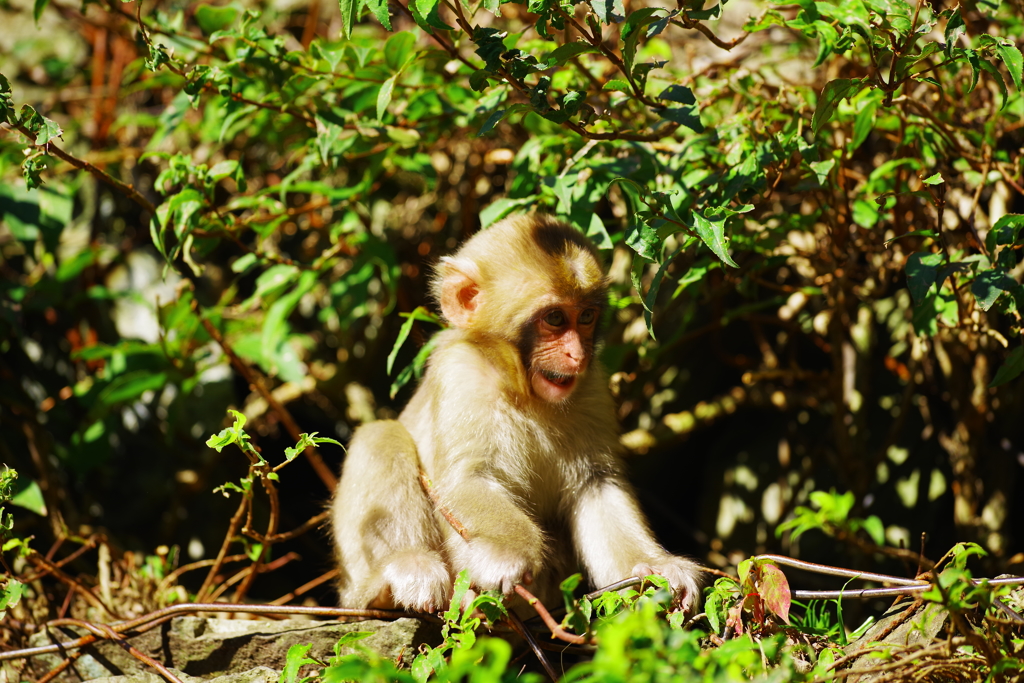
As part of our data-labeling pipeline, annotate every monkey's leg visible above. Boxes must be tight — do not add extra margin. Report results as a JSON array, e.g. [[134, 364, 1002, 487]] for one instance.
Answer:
[[571, 477, 703, 612], [331, 420, 450, 612]]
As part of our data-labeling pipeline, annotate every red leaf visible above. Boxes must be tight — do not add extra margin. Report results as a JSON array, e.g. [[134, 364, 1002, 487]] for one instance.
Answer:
[[757, 562, 792, 624]]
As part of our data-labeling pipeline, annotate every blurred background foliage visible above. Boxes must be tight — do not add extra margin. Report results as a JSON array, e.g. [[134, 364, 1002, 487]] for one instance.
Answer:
[[1, 0, 1023, 617]]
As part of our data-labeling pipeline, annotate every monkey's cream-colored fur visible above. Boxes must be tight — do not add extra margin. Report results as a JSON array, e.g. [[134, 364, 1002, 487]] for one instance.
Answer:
[[331, 216, 701, 612]]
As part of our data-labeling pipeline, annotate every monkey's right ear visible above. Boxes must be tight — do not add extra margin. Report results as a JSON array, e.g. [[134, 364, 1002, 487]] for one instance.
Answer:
[[438, 257, 481, 329]]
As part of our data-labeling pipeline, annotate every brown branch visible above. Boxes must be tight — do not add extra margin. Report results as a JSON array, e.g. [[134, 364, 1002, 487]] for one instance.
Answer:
[[755, 554, 927, 586], [265, 510, 331, 544], [671, 15, 750, 51], [418, 471, 470, 540], [506, 608, 559, 682], [25, 552, 124, 621], [196, 493, 249, 602], [7, 122, 156, 215], [513, 584, 588, 645], [205, 552, 301, 604], [36, 648, 84, 683], [0, 603, 437, 663], [811, 638, 971, 683], [157, 554, 248, 596], [24, 537, 100, 583], [46, 619, 185, 683], [198, 312, 337, 489], [270, 568, 339, 606]]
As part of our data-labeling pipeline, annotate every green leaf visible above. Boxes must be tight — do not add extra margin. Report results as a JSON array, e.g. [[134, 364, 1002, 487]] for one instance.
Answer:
[[206, 429, 238, 452], [657, 84, 695, 105], [994, 41, 1023, 91], [387, 306, 439, 375], [33, 0, 49, 23], [921, 172, 943, 185], [479, 196, 536, 228], [415, 0, 455, 30], [391, 333, 441, 398], [912, 289, 957, 336], [812, 79, 865, 136], [99, 371, 169, 406], [553, 172, 577, 213], [904, 251, 944, 305], [377, 75, 396, 122], [943, 8, 964, 56], [21, 155, 50, 189], [659, 106, 703, 133], [621, 7, 663, 75], [603, 79, 631, 92], [809, 158, 835, 185], [10, 480, 46, 516], [247, 264, 300, 306], [0, 74, 12, 124], [825, 0, 870, 32], [545, 41, 600, 66], [195, 4, 239, 34], [990, 346, 1024, 387], [446, 570, 472, 624], [0, 580, 25, 611], [478, 108, 506, 135], [366, 0, 393, 30], [883, 229, 937, 246], [338, 0, 356, 38], [693, 211, 740, 268], [986, 213, 1024, 253], [19, 105, 63, 145], [971, 269, 1017, 311], [384, 32, 416, 70], [586, 213, 612, 249], [977, 59, 1009, 109], [592, 0, 624, 24], [861, 515, 885, 545]]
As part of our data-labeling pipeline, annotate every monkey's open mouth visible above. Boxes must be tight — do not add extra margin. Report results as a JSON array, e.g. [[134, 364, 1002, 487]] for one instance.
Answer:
[[541, 370, 576, 387]]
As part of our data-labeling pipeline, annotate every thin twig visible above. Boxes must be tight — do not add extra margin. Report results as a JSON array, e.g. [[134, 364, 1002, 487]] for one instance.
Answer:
[[196, 494, 248, 602], [198, 312, 337, 489], [157, 554, 248, 596], [270, 568, 340, 606], [506, 609, 559, 682], [45, 619, 185, 683], [755, 554, 929, 586], [6, 123, 156, 215], [266, 510, 331, 544], [513, 585, 588, 645], [0, 603, 437, 663], [25, 553, 124, 621]]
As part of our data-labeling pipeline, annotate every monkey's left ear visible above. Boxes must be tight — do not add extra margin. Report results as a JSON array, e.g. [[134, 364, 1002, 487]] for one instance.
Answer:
[[438, 257, 481, 329]]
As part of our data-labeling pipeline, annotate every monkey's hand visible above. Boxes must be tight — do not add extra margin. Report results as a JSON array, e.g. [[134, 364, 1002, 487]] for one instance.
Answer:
[[381, 550, 452, 613], [631, 555, 703, 613], [463, 537, 542, 595]]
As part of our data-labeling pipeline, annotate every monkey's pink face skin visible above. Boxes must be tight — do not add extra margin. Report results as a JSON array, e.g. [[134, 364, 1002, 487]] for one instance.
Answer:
[[530, 306, 598, 403]]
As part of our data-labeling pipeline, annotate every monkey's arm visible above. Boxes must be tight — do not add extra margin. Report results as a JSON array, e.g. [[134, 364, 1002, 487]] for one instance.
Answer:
[[433, 459, 546, 595], [408, 341, 547, 596], [571, 476, 702, 611]]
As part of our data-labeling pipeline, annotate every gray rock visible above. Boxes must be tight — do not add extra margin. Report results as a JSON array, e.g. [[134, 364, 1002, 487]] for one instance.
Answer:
[[841, 601, 948, 683], [27, 617, 442, 682]]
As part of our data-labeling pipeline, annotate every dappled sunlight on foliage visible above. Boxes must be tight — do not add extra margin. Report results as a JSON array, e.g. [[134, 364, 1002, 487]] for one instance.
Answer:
[[1, 0, 1023, 678]]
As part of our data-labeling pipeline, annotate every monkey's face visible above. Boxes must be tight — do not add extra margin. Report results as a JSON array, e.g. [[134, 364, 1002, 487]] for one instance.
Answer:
[[527, 304, 599, 403]]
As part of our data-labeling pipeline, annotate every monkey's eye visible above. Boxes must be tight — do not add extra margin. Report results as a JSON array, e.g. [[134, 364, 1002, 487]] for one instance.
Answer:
[[544, 310, 566, 326], [579, 309, 596, 325]]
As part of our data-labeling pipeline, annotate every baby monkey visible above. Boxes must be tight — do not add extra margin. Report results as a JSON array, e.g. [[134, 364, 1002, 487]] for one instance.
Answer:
[[331, 214, 702, 612]]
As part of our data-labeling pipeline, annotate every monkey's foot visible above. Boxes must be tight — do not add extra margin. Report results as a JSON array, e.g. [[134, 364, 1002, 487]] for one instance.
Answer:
[[631, 556, 703, 613], [381, 550, 451, 613]]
